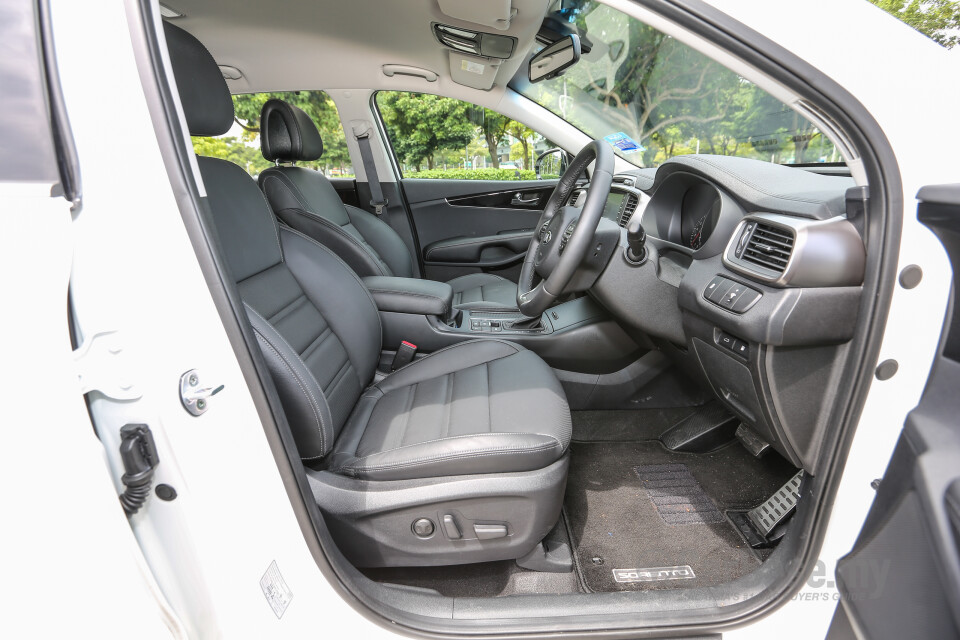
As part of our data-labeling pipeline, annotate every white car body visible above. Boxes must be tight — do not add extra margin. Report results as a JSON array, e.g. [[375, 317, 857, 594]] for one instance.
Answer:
[[2, 0, 957, 637]]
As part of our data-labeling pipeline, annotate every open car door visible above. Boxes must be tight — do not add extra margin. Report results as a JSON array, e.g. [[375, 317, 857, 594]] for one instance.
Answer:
[[827, 185, 960, 639]]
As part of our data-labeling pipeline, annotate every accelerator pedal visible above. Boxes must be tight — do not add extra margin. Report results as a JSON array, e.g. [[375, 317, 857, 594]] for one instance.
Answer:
[[729, 471, 803, 548]]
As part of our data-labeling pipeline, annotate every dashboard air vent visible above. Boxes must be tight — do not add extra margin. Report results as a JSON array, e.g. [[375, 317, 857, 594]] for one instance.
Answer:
[[618, 193, 639, 227], [742, 222, 794, 274]]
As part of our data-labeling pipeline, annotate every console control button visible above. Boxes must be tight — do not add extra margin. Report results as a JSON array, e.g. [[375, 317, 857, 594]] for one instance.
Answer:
[[703, 275, 762, 314], [719, 283, 746, 309], [732, 340, 749, 358], [732, 288, 762, 313], [717, 332, 736, 350], [703, 275, 726, 300]]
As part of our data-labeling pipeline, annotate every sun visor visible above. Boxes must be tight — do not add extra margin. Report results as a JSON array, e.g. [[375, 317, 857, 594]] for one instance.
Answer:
[[437, 0, 517, 30], [448, 52, 500, 90]]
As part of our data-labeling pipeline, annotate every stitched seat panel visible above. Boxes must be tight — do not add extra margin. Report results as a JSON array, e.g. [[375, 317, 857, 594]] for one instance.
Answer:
[[239, 262, 361, 432]]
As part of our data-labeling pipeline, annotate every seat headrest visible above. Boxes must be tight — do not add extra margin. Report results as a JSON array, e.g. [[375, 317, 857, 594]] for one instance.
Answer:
[[163, 22, 234, 137], [260, 100, 324, 162]]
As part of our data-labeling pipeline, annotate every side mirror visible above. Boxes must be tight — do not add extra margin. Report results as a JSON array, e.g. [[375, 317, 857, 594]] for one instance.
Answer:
[[528, 35, 581, 83], [535, 148, 569, 179]]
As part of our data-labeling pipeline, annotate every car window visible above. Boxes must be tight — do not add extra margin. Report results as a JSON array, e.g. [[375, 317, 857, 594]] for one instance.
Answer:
[[510, 0, 843, 169], [191, 90, 352, 178], [375, 91, 559, 180]]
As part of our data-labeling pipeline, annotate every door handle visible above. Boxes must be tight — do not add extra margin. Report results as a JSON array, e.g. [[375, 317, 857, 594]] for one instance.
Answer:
[[511, 193, 541, 206]]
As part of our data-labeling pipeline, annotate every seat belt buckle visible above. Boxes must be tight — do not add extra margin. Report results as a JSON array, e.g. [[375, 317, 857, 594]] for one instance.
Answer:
[[391, 341, 417, 371], [371, 199, 388, 215]]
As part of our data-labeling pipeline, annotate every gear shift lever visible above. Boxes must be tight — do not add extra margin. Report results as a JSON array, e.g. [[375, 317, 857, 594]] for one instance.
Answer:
[[625, 215, 647, 264]]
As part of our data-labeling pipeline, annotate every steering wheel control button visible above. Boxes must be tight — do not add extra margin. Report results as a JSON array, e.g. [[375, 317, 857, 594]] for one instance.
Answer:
[[412, 518, 435, 538], [474, 523, 508, 540]]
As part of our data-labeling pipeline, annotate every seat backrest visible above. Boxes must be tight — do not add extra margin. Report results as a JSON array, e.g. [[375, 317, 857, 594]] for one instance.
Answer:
[[257, 100, 415, 279], [165, 23, 382, 460]]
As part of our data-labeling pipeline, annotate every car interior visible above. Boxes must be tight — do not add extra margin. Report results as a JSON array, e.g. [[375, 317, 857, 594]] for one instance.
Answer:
[[150, 0, 883, 633]]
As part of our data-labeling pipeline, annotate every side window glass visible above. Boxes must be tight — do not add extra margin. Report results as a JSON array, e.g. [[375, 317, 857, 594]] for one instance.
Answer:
[[191, 91, 352, 178], [374, 91, 557, 180]]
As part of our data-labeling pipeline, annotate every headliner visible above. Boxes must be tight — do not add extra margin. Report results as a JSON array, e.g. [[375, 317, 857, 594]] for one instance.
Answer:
[[160, 0, 552, 98]]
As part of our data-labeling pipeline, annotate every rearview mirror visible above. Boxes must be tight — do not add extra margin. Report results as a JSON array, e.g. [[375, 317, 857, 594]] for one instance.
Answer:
[[528, 35, 581, 83]]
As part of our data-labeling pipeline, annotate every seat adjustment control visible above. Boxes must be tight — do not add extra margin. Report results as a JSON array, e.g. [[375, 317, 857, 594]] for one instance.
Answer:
[[412, 518, 435, 538], [442, 514, 461, 539], [473, 523, 508, 540]]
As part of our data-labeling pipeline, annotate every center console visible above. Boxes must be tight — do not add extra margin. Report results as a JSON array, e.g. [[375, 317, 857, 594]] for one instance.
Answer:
[[362, 275, 641, 375]]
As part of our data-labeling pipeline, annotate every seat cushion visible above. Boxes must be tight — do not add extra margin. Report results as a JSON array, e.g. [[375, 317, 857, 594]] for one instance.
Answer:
[[447, 273, 519, 312], [327, 340, 571, 481]]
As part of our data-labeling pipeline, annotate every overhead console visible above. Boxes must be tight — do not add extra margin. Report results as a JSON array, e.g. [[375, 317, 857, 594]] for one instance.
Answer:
[[428, 0, 548, 90], [591, 155, 865, 472]]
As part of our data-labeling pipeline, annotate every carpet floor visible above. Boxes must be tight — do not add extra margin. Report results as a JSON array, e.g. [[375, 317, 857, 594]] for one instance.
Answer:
[[564, 441, 796, 592]]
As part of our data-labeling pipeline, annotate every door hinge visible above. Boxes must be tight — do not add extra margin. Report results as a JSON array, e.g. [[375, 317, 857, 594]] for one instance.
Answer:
[[73, 330, 142, 400]]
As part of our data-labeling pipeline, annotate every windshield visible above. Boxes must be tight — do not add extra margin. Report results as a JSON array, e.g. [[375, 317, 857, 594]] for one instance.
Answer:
[[511, 0, 843, 168]]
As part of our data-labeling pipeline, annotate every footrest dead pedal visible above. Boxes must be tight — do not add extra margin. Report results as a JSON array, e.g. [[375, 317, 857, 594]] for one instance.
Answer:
[[730, 471, 803, 548]]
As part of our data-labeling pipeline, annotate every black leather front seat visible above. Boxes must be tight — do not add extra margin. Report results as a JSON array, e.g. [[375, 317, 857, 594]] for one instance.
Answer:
[[165, 23, 571, 568], [257, 99, 520, 312]]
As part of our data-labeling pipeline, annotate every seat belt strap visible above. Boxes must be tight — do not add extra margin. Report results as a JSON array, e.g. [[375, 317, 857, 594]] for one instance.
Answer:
[[353, 125, 389, 216]]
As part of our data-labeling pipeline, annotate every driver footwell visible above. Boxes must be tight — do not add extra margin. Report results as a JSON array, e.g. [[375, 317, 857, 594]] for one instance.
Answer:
[[564, 440, 796, 592]]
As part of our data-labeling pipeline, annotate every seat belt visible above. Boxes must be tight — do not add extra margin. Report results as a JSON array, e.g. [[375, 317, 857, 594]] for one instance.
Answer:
[[352, 124, 389, 216]]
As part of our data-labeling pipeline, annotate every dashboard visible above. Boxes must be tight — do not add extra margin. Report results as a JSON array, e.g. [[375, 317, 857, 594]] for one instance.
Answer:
[[585, 155, 866, 473]]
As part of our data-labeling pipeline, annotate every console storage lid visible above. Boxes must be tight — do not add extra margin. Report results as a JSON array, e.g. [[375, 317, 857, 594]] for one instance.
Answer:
[[362, 276, 454, 317]]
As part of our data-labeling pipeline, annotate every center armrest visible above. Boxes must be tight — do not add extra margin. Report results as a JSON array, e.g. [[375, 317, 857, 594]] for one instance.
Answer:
[[362, 276, 454, 317]]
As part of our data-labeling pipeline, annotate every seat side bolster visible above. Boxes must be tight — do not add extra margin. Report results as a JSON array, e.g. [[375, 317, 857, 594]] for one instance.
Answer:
[[281, 227, 383, 388], [245, 303, 334, 459], [345, 204, 416, 278], [261, 170, 393, 277]]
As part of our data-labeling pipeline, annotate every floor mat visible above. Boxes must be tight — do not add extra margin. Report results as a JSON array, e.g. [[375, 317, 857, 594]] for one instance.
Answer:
[[635, 464, 725, 525], [564, 441, 796, 592]]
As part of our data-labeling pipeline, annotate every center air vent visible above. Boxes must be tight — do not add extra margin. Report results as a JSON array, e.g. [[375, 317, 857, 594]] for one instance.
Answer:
[[618, 193, 639, 227], [741, 221, 794, 274]]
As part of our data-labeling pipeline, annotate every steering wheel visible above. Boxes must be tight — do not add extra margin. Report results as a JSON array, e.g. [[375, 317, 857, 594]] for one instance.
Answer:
[[517, 139, 615, 317]]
